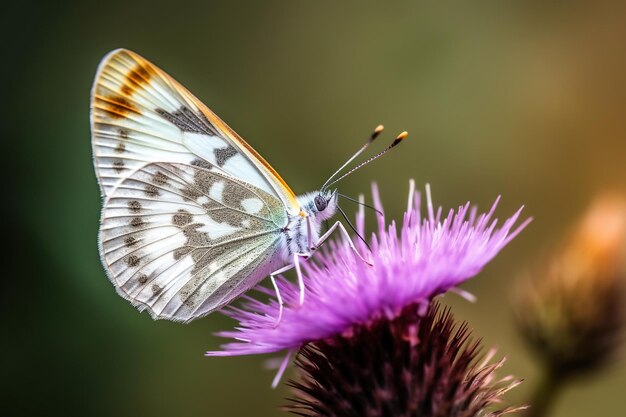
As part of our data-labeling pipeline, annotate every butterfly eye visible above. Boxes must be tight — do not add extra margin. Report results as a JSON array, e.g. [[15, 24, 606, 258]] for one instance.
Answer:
[[314, 194, 328, 212]]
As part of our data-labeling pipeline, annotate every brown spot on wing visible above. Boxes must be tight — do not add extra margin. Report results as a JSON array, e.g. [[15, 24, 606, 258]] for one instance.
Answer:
[[214, 146, 238, 167], [126, 255, 140, 267], [173, 246, 192, 260], [121, 63, 156, 96], [124, 236, 138, 247], [114, 142, 126, 153], [113, 159, 125, 172], [128, 200, 142, 213], [180, 160, 215, 202], [191, 159, 213, 170], [152, 284, 162, 295], [156, 106, 219, 135], [144, 184, 160, 197], [152, 171, 168, 186], [130, 217, 145, 228], [173, 209, 193, 227], [138, 274, 148, 284], [98, 94, 140, 119]]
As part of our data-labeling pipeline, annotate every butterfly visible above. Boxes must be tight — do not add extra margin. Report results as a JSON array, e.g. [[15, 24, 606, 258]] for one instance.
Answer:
[[91, 49, 407, 323]]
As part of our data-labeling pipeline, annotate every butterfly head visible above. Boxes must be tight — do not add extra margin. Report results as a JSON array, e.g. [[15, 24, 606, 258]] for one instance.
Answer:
[[312, 189, 339, 221]]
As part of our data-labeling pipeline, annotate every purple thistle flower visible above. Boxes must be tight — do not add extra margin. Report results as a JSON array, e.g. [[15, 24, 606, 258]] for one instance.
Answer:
[[207, 182, 530, 362]]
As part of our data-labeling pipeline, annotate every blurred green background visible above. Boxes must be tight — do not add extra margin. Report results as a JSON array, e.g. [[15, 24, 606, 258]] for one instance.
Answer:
[[5, 1, 626, 416]]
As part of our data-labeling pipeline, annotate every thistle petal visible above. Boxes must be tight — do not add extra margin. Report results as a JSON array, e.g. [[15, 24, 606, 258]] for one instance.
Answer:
[[206, 183, 529, 357]]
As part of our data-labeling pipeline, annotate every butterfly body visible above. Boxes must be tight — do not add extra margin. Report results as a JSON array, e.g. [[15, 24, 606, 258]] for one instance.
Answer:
[[287, 191, 339, 252], [91, 49, 351, 323]]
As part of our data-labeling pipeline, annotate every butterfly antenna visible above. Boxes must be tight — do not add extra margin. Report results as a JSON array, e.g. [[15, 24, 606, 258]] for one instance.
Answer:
[[320, 125, 384, 191], [325, 131, 408, 189], [338, 193, 383, 216], [337, 205, 371, 251]]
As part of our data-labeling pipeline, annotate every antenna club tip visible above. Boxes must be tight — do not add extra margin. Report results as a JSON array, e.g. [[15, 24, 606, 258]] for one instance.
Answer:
[[374, 124, 384, 133], [397, 131, 409, 140]]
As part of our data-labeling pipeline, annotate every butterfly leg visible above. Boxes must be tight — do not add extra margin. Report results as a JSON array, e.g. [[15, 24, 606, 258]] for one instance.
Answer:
[[306, 216, 313, 250], [293, 253, 306, 306], [313, 221, 373, 266], [268, 253, 309, 327], [269, 274, 284, 327], [271, 348, 295, 389]]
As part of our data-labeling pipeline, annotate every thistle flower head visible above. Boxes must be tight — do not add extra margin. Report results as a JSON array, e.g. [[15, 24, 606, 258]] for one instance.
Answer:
[[516, 193, 626, 376], [207, 182, 530, 357], [287, 302, 525, 417]]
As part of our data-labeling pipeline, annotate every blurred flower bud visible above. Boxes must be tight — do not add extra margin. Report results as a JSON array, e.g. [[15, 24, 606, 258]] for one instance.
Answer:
[[516, 194, 626, 378]]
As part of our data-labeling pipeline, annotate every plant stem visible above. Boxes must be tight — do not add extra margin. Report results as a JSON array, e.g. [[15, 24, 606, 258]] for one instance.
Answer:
[[524, 371, 564, 417]]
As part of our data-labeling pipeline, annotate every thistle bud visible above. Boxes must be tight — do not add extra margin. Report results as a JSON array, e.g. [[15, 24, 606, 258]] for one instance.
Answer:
[[287, 303, 525, 417], [516, 194, 626, 378]]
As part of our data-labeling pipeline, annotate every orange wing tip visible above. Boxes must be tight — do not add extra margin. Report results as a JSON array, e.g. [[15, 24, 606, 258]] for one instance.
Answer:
[[101, 50, 158, 97]]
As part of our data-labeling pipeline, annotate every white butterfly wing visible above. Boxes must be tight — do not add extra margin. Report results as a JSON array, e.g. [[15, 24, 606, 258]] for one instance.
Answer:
[[100, 162, 284, 322], [91, 48, 299, 210], [91, 49, 296, 322]]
